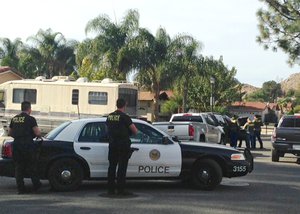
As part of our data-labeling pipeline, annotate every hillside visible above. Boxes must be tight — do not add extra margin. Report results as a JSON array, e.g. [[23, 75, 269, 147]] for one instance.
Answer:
[[240, 72, 300, 96], [241, 84, 259, 95], [280, 73, 300, 93]]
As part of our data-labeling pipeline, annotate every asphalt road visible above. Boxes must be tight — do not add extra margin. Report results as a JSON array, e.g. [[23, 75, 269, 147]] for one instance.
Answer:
[[0, 137, 299, 214]]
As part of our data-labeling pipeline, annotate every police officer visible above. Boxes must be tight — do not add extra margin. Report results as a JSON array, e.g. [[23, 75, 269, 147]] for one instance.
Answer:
[[253, 115, 264, 149], [242, 117, 255, 149], [229, 115, 239, 148], [8, 101, 42, 194], [106, 98, 138, 196]]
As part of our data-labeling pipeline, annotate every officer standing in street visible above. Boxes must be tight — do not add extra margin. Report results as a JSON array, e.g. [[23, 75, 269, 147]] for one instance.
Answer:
[[253, 115, 264, 149], [243, 117, 255, 149], [229, 115, 239, 148], [8, 101, 42, 194], [105, 98, 138, 196]]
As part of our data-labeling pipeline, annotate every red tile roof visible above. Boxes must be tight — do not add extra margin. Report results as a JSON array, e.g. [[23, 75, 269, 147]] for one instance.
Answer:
[[0, 66, 23, 78], [231, 101, 278, 110], [0, 66, 11, 73]]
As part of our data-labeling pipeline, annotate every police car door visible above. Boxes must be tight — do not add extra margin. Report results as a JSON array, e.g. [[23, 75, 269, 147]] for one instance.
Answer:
[[74, 121, 109, 178], [127, 122, 182, 178]]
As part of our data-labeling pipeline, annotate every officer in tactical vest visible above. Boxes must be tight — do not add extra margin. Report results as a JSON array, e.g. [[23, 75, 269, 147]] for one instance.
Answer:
[[106, 98, 138, 196], [8, 101, 42, 194], [243, 117, 255, 149]]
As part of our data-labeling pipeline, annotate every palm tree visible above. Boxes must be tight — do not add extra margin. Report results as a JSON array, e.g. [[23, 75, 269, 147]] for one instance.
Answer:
[[0, 38, 23, 69], [84, 9, 139, 80], [128, 27, 175, 120], [27, 28, 77, 78], [169, 35, 203, 112]]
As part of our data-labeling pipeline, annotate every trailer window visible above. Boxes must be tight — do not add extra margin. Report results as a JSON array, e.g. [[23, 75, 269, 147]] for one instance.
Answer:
[[88, 92, 108, 105], [72, 89, 79, 105], [0, 91, 4, 102], [118, 88, 137, 107], [0, 91, 4, 108], [13, 89, 37, 104]]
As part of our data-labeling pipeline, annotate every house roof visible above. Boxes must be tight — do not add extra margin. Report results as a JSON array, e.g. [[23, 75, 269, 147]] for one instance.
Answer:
[[0, 66, 23, 78], [230, 101, 278, 111], [0, 66, 12, 73], [138, 90, 174, 101]]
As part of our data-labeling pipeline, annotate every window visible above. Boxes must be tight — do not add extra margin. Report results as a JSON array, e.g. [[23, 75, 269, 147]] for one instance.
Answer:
[[204, 114, 216, 126], [0, 91, 4, 102], [45, 121, 71, 140], [130, 123, 164, 144], [281, 118, 294, 127], [118, 88, 137, 107], [78, 122, 108, 142], [172, 116, 203, 123], [13, 89, 37, 104], [88, 92, 107, 105], [295, 118, 300, 128], [72, 89, 79, 105]]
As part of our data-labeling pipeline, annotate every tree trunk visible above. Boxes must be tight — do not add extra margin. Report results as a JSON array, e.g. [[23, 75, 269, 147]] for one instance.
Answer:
[[152, 73, 160, 121], [182, 78, 188, 112]]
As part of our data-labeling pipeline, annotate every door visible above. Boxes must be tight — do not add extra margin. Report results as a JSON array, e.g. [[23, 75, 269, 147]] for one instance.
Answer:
[[74, 122, 109, 178], [128, 122, 182, 178], [203, 114, 219, 143]]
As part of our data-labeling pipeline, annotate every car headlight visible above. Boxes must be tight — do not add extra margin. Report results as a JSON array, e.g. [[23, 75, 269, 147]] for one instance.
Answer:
[[231, 153, 245, 161]]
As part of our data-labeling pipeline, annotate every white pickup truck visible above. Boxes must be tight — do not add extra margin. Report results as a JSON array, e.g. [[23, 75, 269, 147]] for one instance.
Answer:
[[153, 113, 225, 144], [152, 121, 207, 142]]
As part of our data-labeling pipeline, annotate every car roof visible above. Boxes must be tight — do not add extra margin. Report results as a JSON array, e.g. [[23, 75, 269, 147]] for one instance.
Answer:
[[70, 117, 150, 125]]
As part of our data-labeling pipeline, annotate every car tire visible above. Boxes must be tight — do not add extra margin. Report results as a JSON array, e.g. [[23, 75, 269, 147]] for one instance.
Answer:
[[271, 149, 280, 162], [48, 158, 84, 191], [192, 159, 222, 191], [200, 134, 205, 142]]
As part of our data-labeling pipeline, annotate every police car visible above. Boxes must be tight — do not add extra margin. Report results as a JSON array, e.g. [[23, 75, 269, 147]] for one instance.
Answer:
[[0, 118, 253, 191]]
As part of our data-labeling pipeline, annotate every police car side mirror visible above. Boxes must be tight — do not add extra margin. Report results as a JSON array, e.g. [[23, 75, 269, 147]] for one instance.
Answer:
[[274, 123, 278, 127], [162, 136, 169, 145]]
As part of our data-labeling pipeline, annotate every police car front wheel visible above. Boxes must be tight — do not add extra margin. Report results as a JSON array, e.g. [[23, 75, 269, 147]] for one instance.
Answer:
[[192, 159, 222, 191], [48, 158, 84, 191]]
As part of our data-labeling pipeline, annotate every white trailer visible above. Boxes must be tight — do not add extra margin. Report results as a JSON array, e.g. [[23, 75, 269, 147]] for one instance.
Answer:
[[0, 76, 138, 134]]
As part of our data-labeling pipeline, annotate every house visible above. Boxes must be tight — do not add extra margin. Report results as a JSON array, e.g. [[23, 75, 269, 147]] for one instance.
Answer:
[[0, 66, 23, 84], [228, 101, 280, 123], [138, 90, 173, 122]]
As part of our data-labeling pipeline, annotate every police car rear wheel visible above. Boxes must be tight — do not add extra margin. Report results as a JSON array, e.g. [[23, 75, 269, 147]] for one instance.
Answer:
[[48, 158, 84, 191], [192, 159, 222, 191]]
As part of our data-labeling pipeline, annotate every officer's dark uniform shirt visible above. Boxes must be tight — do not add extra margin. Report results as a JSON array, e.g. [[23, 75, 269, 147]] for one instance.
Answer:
[[9, 112, 37, 144], [244, 121, 255, 134], [106, 110, 133, 144], [254, 118, 263, 131]]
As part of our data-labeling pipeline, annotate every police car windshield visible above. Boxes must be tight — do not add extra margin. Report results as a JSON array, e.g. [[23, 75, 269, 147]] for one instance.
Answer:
[[45, 121, 71, 140]]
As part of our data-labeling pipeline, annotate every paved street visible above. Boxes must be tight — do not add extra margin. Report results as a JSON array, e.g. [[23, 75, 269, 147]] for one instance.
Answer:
[[0, 137, 299, 214]]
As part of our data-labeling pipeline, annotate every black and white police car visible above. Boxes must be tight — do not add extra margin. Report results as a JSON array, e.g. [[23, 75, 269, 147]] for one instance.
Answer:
[[0, 118, 253, 191]]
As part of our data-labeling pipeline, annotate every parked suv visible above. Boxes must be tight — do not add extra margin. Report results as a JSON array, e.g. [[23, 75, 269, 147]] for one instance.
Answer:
[[271, 115, 300, 162]]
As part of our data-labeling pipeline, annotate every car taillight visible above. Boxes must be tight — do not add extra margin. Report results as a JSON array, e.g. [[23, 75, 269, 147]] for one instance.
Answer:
[[271, 129, 277, 142], [2, 142, 13, 158], [189, 125, 195, 137]]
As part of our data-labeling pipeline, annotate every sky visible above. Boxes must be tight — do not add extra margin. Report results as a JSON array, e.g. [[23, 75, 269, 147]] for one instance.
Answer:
[[1, 0, 299, 87]]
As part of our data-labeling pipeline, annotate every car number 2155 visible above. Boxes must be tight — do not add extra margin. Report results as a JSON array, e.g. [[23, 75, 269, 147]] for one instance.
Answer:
[[233, 166, 247, 172]]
